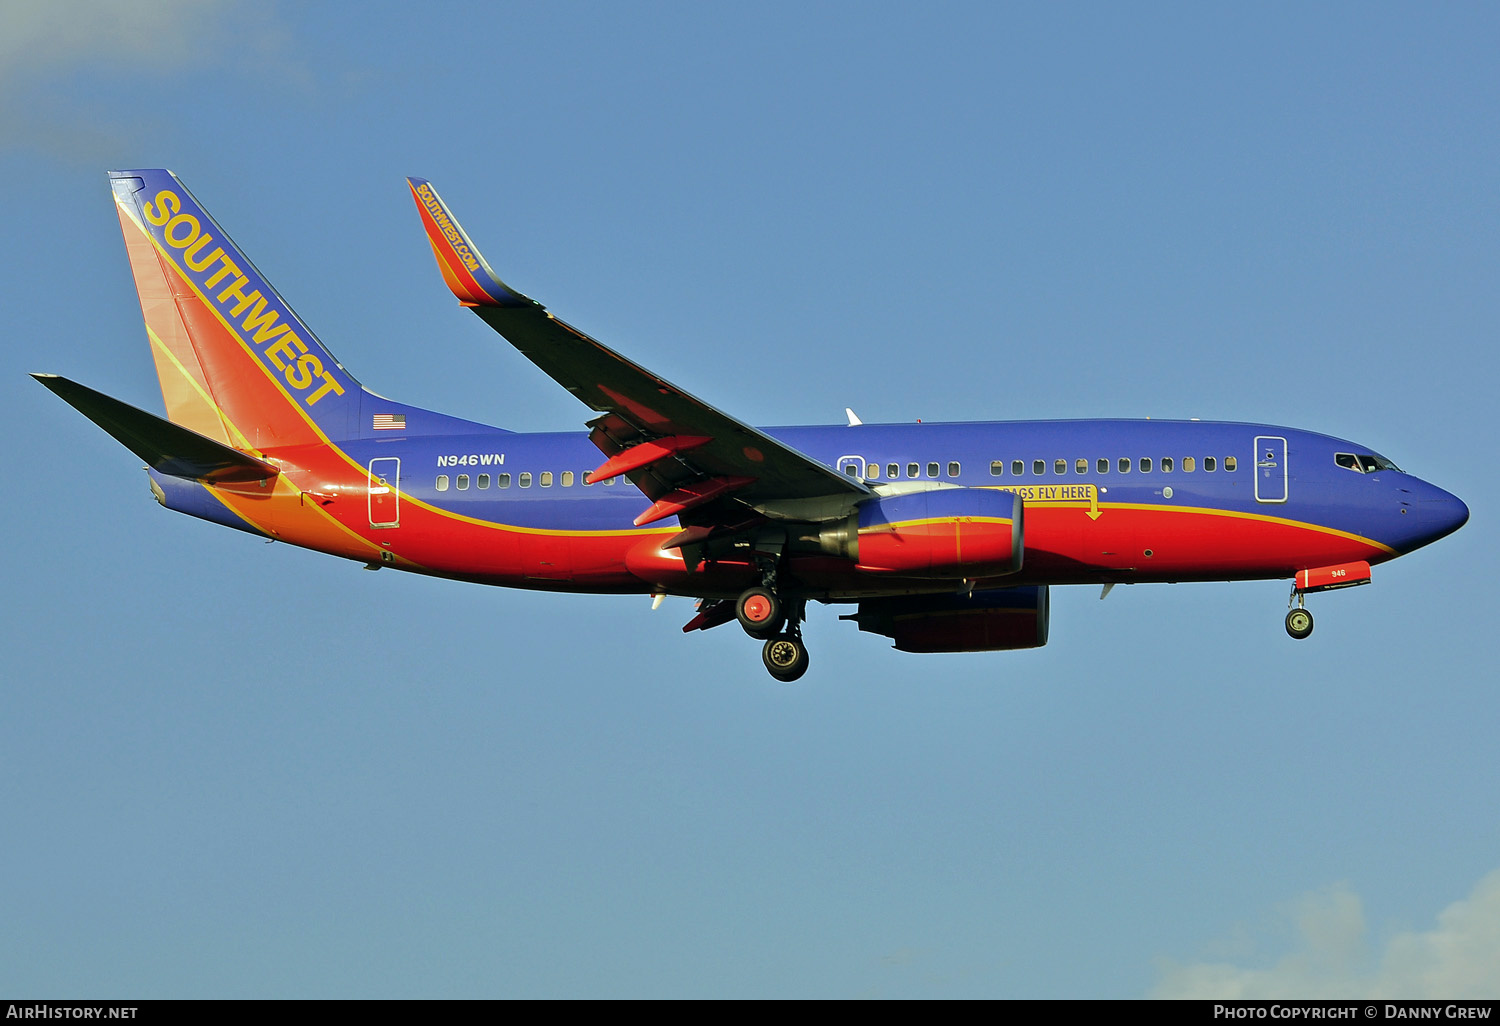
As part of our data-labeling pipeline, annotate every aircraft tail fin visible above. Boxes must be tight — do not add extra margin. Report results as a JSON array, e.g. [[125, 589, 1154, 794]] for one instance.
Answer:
[[32, 374, 279, 482], [108, 169, 363, 449]]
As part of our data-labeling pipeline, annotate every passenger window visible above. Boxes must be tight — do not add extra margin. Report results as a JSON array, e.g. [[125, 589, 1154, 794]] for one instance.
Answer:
[[520, 472, 533, 487], [1118, 458, 1130, 473], [1183, 457, 1195, 473], [844, 465, 858, 477], [582, 472, 593, 486], [947, 462, 960, 477], [602, 476, 615, 485], [1012, 460, 1024, 477], [498, 473, 511, 488], [1161, 457, 1173, 473], [1224, 456, 1237, 472], [1055, 459, 1066, 475], [457, 474, 470, 490], [1076, 458, 1087, 474], [1140, 458, 1151, 473], [908, 463, 920, 478], [562, 471, 575, 486], [436, 475, 450, 491], [1205, 457, 1216, 472], [888, 463, 900, 479], [477, 473, 490, 489], [926, 462, 939, 478], [540, 472, 553, 487], [990, 460, 1005, 477], [1033, 459, 1045, 476], [1097, 458, 1109, 474]]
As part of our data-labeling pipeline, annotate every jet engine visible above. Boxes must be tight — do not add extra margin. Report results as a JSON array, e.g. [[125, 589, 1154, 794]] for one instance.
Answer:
[[816, 488, 1024, 579]]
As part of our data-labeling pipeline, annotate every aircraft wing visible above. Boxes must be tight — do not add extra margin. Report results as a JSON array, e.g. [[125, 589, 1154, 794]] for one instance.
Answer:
[[407, 178, 870, 526]]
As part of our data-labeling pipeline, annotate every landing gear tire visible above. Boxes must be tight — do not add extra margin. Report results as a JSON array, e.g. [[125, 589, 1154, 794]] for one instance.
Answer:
[[736, 586, 785, 638], [762, 633, 809, 682], [1285, 608, 1314, 640]]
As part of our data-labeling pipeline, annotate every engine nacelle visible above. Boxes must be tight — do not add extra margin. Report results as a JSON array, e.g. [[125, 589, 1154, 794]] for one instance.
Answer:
[[842, 585, 1050, 653], [818, 488, 1023, 579]]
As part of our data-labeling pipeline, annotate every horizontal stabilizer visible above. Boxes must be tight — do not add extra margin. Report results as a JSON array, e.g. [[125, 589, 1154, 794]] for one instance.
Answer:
[[32, 374, 279, 482]]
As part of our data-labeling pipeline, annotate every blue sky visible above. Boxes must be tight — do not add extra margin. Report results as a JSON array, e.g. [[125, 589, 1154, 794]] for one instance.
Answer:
[[2, 1, 1496, 998]]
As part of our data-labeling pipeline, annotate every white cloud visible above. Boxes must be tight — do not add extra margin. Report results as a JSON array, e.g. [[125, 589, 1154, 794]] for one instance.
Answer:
[[0, 0, 225, 80], [1153, 869, 1500, 999], [0, 0, 313, 161]]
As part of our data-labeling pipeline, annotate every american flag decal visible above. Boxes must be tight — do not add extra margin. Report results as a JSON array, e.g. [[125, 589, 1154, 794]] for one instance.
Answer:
[[372, 413, 406, 431]]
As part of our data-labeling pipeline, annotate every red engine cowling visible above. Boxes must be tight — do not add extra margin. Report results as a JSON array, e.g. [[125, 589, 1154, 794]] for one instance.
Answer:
[[842, 585, 1050, 653], [819, 488, 1024, 579]]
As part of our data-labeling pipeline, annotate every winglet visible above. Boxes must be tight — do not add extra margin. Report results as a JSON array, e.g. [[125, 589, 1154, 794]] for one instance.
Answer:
[[406, 178, 531, 308]]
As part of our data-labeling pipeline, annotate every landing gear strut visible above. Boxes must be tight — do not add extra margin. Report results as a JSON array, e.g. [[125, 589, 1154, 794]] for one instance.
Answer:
[[1285, 587, 1314, 640]]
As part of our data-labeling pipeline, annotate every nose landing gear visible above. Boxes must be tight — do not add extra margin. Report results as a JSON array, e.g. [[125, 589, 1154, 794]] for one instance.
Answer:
[[1285, 606, 1314, 639], [1285, 584, 1314, 640], [1283, 562, 1372, 640]]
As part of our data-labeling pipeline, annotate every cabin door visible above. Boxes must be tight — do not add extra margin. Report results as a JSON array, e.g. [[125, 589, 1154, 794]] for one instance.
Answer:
[[368, 457, 401, 527], [1254, 436, 1287, 504]]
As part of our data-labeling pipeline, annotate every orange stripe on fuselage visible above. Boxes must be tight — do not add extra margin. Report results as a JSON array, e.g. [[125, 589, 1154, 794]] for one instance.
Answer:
[[204, 475, 393, 564]]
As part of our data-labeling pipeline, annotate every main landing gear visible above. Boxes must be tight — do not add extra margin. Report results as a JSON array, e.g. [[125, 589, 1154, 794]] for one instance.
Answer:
[[1285, 586, 1314, 640], [735, 586, 785, 637], [761, 632, 810, 682], [736, 583, 809, 682]]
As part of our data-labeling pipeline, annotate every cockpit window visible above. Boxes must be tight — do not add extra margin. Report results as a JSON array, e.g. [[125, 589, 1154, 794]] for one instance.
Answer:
[[1336, 452, 1403, 474]]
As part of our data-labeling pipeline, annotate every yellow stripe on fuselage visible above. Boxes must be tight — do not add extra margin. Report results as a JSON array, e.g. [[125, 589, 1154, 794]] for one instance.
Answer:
[[1005, 494, 1396, 556]]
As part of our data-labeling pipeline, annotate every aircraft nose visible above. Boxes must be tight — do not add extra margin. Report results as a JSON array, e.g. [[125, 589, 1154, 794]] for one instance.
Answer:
[[1435, 488, 1470, 535], [1400, 481, 1468, 551]]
